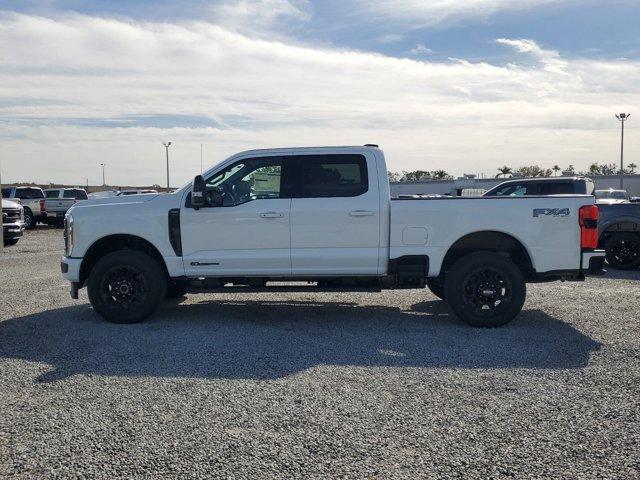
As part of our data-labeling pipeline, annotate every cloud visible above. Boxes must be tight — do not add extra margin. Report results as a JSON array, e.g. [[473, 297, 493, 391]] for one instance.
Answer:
[[208, 0, 311, 37], [496, 38, 568, 74], [408, 43, 433, 56], [0, 13, 638, 185], [352, 0, 582, 27]]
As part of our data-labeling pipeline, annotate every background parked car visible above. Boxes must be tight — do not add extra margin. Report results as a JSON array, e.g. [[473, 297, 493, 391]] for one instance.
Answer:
[[116, 189, 158, 196], [87, 190, 120, 199], [44, 188, 88, 227], [2, 198, 25, 246], [483, 177, 595, 196], [1, 186, 46, 229], [598, 203, 640, 270], [594, 189, 631, 205]]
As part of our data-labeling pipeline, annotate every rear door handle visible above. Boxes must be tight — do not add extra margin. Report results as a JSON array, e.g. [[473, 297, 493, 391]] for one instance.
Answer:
[[349, 210, 375, 217], [259, 211, 285, 218]]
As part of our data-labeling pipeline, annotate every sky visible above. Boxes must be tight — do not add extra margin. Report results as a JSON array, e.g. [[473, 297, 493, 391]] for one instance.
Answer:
[[0, 0, 639, 186]]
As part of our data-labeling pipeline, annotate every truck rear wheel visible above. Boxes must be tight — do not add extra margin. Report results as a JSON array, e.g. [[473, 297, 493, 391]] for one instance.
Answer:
[[444, 252, 526, 328], [24, 209, 35, 229], [87, 250, 167, 324], [426, 277, 445, 300]]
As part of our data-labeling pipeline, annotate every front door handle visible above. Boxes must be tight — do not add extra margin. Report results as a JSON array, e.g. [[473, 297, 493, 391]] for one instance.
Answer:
[[349, 210, 375, 217], [259, 211, 285, 218]]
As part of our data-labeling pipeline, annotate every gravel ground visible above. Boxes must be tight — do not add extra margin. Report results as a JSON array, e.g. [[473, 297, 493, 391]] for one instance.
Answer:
[[0, 228, 639, 479]]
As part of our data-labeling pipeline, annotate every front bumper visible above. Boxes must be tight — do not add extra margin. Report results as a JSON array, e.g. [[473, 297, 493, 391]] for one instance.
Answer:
[[61, 256, 82, 282], [3, 222, 25, 239], [581, 249, 606, 276]]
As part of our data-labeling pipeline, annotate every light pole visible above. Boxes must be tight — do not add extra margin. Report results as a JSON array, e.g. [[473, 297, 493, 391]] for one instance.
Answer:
[[615, 113, 630, 189], [163, 141, 172, 192], [100, 163, 106, 186]]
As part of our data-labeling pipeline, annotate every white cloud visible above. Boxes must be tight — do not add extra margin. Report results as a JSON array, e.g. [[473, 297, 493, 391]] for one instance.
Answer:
[[496, 38, 568, 74], [352, 0, 582, 27], [208, 0, 311, 37], [408, 43, 433, 56], [0, 13, 638, 186]]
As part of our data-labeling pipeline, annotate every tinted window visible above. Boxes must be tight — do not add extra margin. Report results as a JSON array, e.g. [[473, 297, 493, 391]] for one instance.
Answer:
[[63, 190, 76, 198], [75, 190, 88, 200], [204, 156, 283, 207], [45, 190, 59, 198], [1, 188, 11, 198], [538, 183, 576, 195], [29, 188, 44, 199], [492, 183, 539, 196], [289, 154, 368, 198]]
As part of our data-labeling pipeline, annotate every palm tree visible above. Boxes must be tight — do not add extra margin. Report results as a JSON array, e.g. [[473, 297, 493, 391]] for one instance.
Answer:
[[589, 163, 601, 175], [552, 165, 561, 176], [496, 166, 512, 178], [432, 170, 450, 180], [628, 163, 637, 174]]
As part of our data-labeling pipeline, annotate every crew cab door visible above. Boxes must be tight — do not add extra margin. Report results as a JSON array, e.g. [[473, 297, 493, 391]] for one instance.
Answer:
[[180, 155, 292, 276], [289, 153, 381, 275]]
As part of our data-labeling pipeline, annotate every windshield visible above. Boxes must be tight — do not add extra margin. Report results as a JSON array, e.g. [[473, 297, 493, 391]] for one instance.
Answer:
[[595, 190, 629, 200]]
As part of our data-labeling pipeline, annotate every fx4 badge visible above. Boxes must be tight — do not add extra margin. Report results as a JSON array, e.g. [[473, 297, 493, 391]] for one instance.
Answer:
[[533, 208, 570, 218]]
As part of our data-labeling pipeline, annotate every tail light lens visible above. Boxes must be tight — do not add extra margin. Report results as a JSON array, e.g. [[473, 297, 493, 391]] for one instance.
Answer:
[[39, 199, 46, 213], [579, 204, 599, 249]]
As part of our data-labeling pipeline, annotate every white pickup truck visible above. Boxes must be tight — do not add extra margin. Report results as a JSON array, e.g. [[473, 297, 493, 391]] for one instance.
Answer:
[[61, 146, 605, 327]]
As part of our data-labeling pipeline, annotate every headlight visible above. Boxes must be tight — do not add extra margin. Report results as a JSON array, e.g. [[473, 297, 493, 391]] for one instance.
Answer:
[[64, 213, 74, 256]]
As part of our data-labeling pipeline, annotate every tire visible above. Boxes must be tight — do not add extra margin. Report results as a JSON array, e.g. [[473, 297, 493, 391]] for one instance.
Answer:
[[3, 238, 19, 246], [87, 250, 167, 324], [166, 280, 188, 299], [24, 209, 36, 229], [426, 277, 446, 300], [444, 252, 526, 328], [604, 233, 640, 270]]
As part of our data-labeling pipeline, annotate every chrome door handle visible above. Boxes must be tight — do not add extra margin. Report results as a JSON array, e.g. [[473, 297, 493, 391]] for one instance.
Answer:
[[349, 210, 375, 217], [259, 211, 285, 218]]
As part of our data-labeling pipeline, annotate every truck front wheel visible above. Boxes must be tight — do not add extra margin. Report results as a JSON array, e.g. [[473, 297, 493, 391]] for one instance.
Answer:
[[444, 252, 526, 328], [87, 250, 167, 324]]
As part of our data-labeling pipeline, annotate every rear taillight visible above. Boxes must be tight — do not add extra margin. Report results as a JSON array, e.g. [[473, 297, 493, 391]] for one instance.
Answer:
[[579, 204, 599, 249], [39, 199, 46, 213]]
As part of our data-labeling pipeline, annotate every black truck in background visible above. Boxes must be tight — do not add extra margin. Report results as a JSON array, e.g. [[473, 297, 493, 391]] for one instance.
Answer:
[[485, 177, 640, 270]]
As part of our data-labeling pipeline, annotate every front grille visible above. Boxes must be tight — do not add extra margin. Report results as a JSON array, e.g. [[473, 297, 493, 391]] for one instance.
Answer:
[[2, 208, 22, 224]]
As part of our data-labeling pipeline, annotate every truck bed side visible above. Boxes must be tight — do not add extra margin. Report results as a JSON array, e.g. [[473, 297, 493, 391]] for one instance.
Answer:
[[390, 196, 595, 276]]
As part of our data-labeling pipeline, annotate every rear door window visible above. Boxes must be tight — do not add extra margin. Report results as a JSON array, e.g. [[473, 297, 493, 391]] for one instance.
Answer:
[[45, 190, 60, 198], [63, 190, 76, 198], [288, 154, 368, 198], [538, 182, 576, 195], [74, 190, 88, 200]]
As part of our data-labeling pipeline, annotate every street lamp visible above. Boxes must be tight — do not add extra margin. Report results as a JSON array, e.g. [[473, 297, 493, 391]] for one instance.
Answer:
[[100, 163, 106, 186], [615, 113, 630, 189], [163, 141, 172, 192]]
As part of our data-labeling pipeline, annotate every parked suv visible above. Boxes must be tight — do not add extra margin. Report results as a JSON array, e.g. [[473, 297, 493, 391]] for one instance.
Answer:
[[483, 177, 595, 197], [2, 198, 25, 246], [1, 186, 46, 229], [44, 188, 88, 227]]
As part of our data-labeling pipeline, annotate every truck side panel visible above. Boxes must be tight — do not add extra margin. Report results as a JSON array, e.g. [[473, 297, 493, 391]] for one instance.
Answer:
[[389, 196, 591, 276]]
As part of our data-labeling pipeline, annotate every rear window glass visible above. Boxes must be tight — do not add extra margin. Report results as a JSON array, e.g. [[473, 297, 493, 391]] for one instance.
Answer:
[[74, 190, 88, 200], [538, 183, 576, 195], [289, 154, 368, 198]]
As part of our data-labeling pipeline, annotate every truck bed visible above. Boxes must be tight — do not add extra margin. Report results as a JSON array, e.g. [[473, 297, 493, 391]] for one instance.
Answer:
[[389, 195, 596, 276]]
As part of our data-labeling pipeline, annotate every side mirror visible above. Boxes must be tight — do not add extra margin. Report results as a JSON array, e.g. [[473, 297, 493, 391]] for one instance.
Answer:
[[192, 175, 206, 209]]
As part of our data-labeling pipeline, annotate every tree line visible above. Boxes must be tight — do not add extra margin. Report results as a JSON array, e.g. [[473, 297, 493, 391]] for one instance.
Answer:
[[389, 162, 637, 182]]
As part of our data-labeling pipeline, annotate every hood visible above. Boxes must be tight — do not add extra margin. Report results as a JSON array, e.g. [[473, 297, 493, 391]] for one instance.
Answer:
[[596, 199, 629, 205], [76, 193, 160, 207], [2, 198, 22, 209]]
